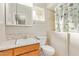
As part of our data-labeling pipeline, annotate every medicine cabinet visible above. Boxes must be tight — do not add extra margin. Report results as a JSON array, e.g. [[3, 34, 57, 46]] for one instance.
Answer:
[[6, 3, 32, 26]]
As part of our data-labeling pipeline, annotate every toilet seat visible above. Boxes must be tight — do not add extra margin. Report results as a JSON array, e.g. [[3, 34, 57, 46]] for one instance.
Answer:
[[41, 45, 55, 56]]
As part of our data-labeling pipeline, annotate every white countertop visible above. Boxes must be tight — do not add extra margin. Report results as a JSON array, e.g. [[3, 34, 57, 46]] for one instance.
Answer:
[[0, 38, 40, 51]]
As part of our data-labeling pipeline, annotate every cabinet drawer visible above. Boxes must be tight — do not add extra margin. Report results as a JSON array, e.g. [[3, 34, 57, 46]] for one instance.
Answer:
[[0, 49, 13, 56], [14, 43, 39, 55], [20, 50, 40, 56]]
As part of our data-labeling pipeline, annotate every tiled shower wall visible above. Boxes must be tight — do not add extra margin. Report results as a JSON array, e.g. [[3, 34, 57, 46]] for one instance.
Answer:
[[5, 20, 50, 40]]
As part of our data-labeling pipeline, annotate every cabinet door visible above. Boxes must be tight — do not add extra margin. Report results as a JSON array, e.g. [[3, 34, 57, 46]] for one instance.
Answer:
[[6, 3, 16, 25], [20, 50, 40, 56], [16, 3, 32, 26], [14, 44, 39, 56], [0, 49, 13, 56]]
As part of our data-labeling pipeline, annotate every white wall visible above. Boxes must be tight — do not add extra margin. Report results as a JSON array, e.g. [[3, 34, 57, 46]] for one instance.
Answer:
[[6, 21, 49, 35], [48, 31, 68, 56], [69, 33, 79, 56], [0, 4, 6, 42]]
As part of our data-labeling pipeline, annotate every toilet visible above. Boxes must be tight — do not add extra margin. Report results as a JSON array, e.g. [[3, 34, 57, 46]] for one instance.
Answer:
[[36, 35, 55, 56]]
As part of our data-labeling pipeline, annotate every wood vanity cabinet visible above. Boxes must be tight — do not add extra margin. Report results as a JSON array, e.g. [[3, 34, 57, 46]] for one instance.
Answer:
[[14, 43, 40, 56], [0, 43, 40, 56], [20, 50, 40, 56], [0, 49, 13, 56]]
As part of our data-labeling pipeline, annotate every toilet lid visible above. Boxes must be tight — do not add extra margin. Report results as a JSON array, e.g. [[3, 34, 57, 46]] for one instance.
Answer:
[[41, 45, 55, 52]]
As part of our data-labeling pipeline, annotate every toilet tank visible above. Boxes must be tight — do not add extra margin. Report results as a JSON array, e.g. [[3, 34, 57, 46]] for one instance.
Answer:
[[36, 35, 47, 46]]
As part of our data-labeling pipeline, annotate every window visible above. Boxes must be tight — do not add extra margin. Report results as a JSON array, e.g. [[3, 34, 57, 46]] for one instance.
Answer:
[[33, 6, 45, 21]]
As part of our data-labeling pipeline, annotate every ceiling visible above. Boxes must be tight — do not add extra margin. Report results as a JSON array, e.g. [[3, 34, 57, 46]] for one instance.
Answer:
[[47, 3, 58, 9], [19, 3, 59, 10], [33, 3, 59, 10], [33, 3, 48, 8]]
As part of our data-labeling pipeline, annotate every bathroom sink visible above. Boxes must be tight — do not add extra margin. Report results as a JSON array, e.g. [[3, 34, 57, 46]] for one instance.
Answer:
[[16, 38, 40, 45]]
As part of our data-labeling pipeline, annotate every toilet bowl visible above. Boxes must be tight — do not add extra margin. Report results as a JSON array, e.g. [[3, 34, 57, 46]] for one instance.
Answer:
[[41, 45, 55, 56], [36, 35, 55, 56]]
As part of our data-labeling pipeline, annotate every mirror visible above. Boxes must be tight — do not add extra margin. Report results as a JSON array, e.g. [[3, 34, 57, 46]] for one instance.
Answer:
[[15, 14, 26, 25], [6, 3, 33, 26]]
